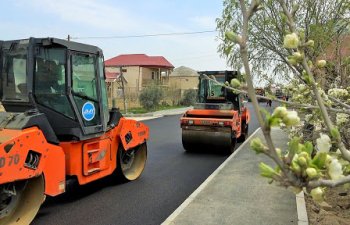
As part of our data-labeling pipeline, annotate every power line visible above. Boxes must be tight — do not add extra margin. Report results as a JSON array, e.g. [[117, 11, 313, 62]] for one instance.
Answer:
[[70, 30, 216, 40]]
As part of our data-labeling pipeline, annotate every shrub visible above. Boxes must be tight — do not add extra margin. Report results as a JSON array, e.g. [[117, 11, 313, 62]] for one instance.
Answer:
[[139, 85, 164, 110], [180, 89, 197, 106]]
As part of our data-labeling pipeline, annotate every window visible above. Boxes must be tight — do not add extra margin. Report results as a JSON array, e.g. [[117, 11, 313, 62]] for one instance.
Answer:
[[35, 49, 65, 95], [72, 54, 98, 100], [207, 75, 225, 99], [1, 42, 29, 102], [98, 56, 109, 124], [34, 48, 75, 119], [71, 54, 101, 126]]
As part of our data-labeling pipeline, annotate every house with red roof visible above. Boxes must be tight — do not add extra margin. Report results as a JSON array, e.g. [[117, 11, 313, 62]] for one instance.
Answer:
[[104, 54, 174, 97], [318, 35, 350, 88]]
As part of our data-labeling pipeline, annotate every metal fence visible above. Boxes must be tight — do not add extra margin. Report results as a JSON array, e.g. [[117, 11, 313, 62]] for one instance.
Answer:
[[108, 86, 183, 111]]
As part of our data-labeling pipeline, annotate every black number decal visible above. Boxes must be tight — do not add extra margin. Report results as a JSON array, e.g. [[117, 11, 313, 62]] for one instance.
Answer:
[[0, 157, 5, 168], [13, 154, 20, 165], [8, 155, 13, 166]]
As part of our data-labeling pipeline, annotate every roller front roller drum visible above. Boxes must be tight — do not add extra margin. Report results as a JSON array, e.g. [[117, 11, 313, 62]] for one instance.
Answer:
[[0, 176, 45, 225], [182, 127, 236, 154]]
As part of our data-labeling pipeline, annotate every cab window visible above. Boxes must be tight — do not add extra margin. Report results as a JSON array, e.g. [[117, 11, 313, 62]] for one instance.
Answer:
[[71, 54, 101, 126]]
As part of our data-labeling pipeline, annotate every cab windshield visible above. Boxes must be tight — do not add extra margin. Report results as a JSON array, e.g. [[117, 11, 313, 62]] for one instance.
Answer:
[[207, 75, 225, 99], [198, 74, 226, 102], [1, 40, 29, 102]]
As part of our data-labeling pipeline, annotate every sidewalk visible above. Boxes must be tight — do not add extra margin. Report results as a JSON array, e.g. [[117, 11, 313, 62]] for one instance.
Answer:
[[162, 128, 302, 225], [124, 107, 192, 121]]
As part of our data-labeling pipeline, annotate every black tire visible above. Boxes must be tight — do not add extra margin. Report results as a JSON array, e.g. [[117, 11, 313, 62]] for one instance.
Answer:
[[182, 139, 198, 152], [238, 123, 249, 143], [115, 143, 147, 181], [182, 142, 193, 152], [182, 131, 197, 152], [224, 137, 237, 155]]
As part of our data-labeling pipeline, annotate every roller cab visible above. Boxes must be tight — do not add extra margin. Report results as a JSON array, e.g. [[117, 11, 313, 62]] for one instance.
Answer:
[[180, 71, 250, 154]]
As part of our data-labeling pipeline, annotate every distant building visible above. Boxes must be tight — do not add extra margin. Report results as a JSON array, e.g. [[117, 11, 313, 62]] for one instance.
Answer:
[[105, 54, 174, 94], [319, 35, 350, 88], [169, 66, 199, 95]]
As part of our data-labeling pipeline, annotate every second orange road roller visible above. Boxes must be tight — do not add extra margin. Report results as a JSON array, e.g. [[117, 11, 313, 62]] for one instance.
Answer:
[[180, 71, 250, 154]]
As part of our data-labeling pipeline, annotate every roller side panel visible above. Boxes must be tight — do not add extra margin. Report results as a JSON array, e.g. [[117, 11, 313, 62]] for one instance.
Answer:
[[0, 127, 65, 197]]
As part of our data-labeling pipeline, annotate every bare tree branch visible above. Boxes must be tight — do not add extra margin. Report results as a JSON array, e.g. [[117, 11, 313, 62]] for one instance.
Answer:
[[309, 175, 350, 188], [202, 74, 350, 115], [329, 96, 350, 110]]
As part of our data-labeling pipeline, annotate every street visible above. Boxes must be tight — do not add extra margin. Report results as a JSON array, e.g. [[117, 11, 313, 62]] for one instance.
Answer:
[[32, 102, 271, 225]]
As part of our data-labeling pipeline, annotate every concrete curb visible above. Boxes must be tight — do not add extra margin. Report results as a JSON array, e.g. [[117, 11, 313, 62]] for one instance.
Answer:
[[162, 128, 261, 225], [296, 191, 309, 225], [123, 107, 191, 118], [128, 115, 164, 121], [123, 112, 155, 117]]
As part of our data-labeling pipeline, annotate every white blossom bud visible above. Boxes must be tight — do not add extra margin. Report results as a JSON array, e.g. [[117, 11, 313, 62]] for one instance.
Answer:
[[316, 60, 327, 68], [297, 156, 307, 167], [305, 40, 314, 47], [311, 187, 324, 203], [292, 51, 303, 60], [283, 33, 299, 49], [283, 111, 300, 126], [272, 106, 288, 118], [328, 158, 343, 180], [230, 78, 241, 88], [251, 138, 266, 154], [306, 167, 318, 179], [316, 133, 331, 153]]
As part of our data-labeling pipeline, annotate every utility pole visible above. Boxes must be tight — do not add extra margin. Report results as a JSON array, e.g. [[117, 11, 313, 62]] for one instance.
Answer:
[[120, 66, 127, 114], [67, 35, 71, 41]]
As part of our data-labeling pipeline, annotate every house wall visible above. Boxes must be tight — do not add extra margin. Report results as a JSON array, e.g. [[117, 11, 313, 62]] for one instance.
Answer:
[[105, 66, 141, 89], [169, 76, 199, 91]]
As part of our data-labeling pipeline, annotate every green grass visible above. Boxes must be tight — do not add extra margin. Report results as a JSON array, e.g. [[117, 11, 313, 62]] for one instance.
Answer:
[[127, 105, 185, 114]]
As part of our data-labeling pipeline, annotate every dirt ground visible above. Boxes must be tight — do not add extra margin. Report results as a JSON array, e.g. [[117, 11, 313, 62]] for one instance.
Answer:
[[305, 186, 350, 225]]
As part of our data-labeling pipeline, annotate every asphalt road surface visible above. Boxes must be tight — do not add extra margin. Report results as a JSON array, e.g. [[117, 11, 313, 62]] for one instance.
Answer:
[[32, 102, 273, 225]]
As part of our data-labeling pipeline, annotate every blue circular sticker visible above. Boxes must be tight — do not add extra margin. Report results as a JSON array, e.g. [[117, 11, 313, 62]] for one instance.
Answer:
[[82, 102, 95, 121]]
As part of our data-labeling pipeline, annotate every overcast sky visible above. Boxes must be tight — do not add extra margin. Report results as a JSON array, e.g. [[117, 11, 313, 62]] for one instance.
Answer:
[[1, 0, 231, 71]]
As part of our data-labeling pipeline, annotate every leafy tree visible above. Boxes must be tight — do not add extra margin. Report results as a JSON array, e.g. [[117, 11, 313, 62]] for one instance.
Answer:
[[215, 0, 350, 203], [180, 89, 197, 106], [139, 84, 164, 111]]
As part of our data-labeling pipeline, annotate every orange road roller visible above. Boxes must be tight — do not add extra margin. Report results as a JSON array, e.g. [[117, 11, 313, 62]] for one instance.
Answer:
[[0, 37, 149, 224], [180, 71, 250, 154]]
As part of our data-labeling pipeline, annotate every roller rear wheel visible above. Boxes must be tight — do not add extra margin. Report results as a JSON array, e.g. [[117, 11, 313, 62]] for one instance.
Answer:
[[238, 123, 249, 143], [116, 143, 147, 181], [0, 176, 45, 225]]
